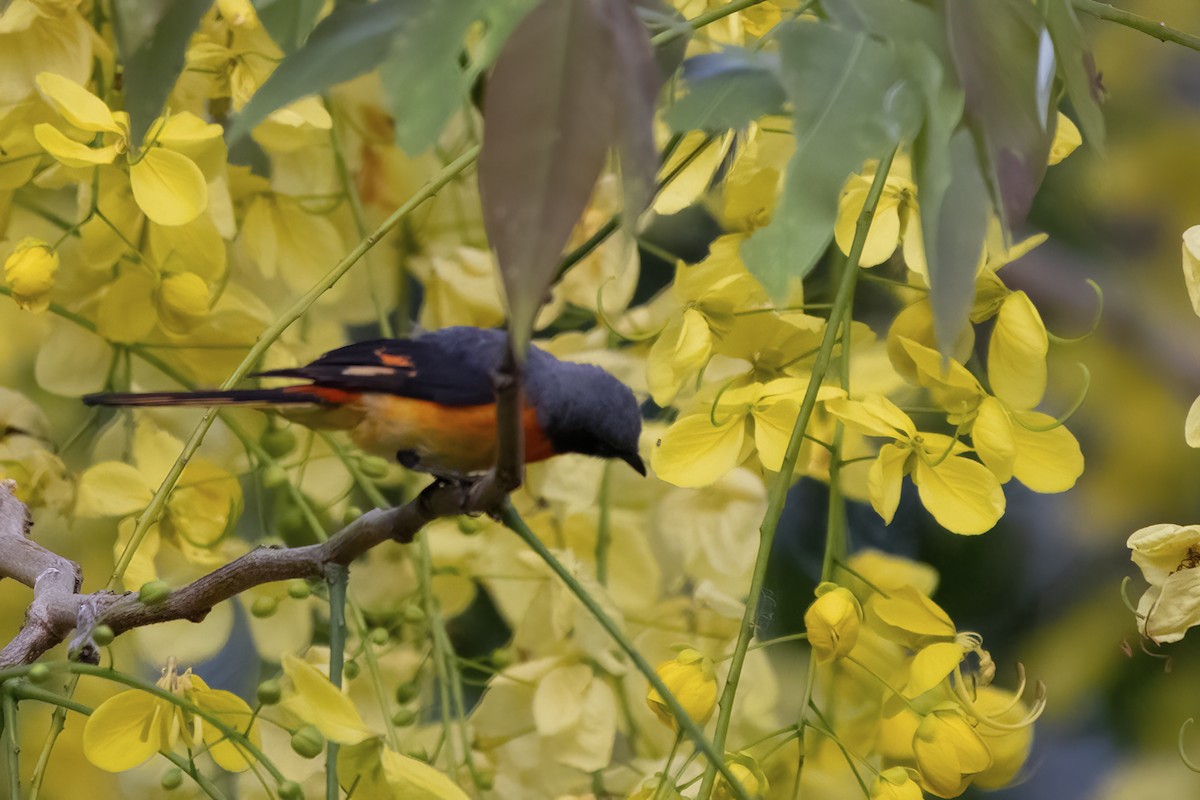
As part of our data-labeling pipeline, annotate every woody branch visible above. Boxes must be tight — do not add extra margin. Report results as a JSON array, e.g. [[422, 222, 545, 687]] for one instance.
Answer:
[[0, 340, 525, 668]]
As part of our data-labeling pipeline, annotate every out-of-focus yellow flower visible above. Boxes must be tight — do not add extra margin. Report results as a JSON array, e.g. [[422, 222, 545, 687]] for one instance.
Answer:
[[713, 116, 794, 232], [1127, 523, 1200, 643], [804, 582, 862, 662], [714, 752, 769, 800], [971, 686, 1034, 790], [3, 237, 58, 312], [1048, 112, 1082, 166], [0, 1, 92, 106], [239, 191, 346, 295], [280, 652, 373, 745], [82, 657, 258, 773], [912, 704, 992, 798], [870, 767, 923, 800], [835, 155, 921, 270], [409, 245, 506, 330], [825, 395, 1005, 535], [868, 584, 957, 648], [33, 72, 223, 225], [646, 647, 718, 729], [338, 737, 469, 800]]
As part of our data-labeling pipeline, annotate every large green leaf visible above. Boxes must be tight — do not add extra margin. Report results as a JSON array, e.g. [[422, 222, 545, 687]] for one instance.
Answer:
[[944, 0, 1054, 235], [227, 0, 412, 144], [1044, 0, 1105, 152], [114, 0, 210, 148], [663, 50, 786, 133], [480, 0, 658, 354], [741, 22, 914, 299], [379, 0, 537, 156], [608, 0, 663, 215], [254, 0, 324, 54]]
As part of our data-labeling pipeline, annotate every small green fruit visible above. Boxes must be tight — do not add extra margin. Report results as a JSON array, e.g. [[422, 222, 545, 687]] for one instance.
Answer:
[[290, 725, 325, 759], [138, 580, 170, 605], [256, 679, 282, 705]]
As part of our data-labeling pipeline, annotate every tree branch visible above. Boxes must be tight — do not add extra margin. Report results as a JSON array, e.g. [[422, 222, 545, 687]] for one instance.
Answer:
[[0, 343, 524, 668]]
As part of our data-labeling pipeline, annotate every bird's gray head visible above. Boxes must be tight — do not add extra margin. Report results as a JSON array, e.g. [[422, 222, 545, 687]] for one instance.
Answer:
[[527, 355, 645, 475]]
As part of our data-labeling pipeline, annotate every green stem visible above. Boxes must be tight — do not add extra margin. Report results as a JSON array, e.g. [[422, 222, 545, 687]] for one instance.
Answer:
[[418, 535, 463, 786], [106, 144, 479, 587], [326, 563, 349, 800], [26, 674, 79, 800], [650, 0, 769, 46], [596, 462, 613, 586], [499, 503, 752, 800], [1073, 0, 1200, 52], [695, 144, 898, 799], [3, 684, 19, 799]]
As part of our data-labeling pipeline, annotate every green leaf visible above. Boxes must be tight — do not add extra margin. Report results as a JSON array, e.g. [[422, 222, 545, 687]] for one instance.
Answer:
[[481, 0, 650, 355], [944, 0, 1054, 235], [608, 0, 663, 215], [254, 0, 325, 54], [663, 50, 786, 133], [741, 21, 913, 299], [113, 0, 211, 149], [924, 129, 990, 356], [1044, 0, 1105, 152], [227, 0, 412, 144]]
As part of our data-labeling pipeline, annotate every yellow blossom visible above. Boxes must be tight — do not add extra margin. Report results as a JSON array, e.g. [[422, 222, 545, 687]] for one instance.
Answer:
[[714, 752, 769, 800], [971, 686, 1034, 790], [870, 767, 924, 800], [82, 657, 258, 773], [337, 737, 469, 800], [3, 237, 58, 311], [1127, 523, 1200, 643], [804, 582, 862, 662], [0, 1, 92, 106], [912, 704, 993, 798], [646, 647, 718, 730], [280, 652, 373, 744], [835, 154, 921, 270], [825, 395, 1005, 535]]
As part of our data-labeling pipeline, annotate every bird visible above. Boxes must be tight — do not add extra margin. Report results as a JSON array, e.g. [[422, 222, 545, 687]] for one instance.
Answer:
[[83, 326, 646, 477]]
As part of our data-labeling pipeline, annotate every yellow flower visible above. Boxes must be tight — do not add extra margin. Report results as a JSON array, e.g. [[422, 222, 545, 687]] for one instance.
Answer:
[[652, 377, 842, 488], [971, 686, 1034, 790], [408, 245, 506, 330], [714, 752, 769, 800], [713, 116, 794, 232], [83, 657, 258, 773], [337, 737, 469, 800], [33, 72, 223, 225], [1048, 112, 1082, 165], [0, 1, 92, 106], [870, 767, 924, 800], [912, 704, 993, 798], [825, 395, 1005, 535], [804, 583, 862, 662], [280, 652, 373, 744], [646, 647, 718, 730], [646, 235, 767, 406], [1127, 523, 1200, 643], [3, 237, 58, 312], [835, 155, 922, 270]]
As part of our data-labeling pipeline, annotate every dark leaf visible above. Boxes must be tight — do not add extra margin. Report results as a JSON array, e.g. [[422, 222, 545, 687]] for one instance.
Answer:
[[945, 0, 1054, 235], [227, 0, 412, 144], [1044, 0, 1105, 152], [481, 0, 632, 354], [635, 0, 690, 78], [924, 129, 990, 355], [255, 0, 325, 53], [607, 0, 663, 215], [379, 0, 536, 155], [114, 0, 210, 148], [742, 21, 916, 299], [663, 50, 786, 133]]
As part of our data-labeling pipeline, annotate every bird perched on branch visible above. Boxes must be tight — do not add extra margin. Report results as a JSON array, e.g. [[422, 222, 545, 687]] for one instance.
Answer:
[[84, 326, 646, 477]]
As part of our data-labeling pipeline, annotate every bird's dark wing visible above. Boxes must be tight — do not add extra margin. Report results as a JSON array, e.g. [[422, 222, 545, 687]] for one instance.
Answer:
[[255, 328, 507, 407]]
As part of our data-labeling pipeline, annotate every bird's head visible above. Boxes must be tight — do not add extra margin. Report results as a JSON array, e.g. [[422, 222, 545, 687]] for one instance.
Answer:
[[529, 357, 646, 475]]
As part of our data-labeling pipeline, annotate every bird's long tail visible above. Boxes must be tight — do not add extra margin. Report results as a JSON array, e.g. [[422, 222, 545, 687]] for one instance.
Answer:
[[82, 386, 347, 408]]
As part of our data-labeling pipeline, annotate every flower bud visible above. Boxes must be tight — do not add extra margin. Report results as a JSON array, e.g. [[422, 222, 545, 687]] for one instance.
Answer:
[[278, 780, 304, 800], [870, 767, 923, 800], [391, 707, 417, 727], [138, 580, 171, 605], [714, 752, 768, 800], [260, 427, 296, 458], [4, 238, 58, 312], [343, 660, 360, 680], [250, 596, 278, 618], [92, 624, 115, 647], [161, 767, 184, 790], [913, 704, 993, 797], [28, 664, 50, 684], [157, 272, 210, 333], [261, 464, 288, 489], [646, 647, 718, 731], [804, 582, 862, 662], [286, 579, 311, 599], [290, 724, 326, 759], [256, 679, 282, 705]]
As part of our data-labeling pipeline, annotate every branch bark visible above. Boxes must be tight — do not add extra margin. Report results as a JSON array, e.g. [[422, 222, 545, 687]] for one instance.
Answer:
[[0, 341, 524, 668]]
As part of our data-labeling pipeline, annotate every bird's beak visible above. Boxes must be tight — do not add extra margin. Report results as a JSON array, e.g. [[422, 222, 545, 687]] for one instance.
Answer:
[[622, 452, 647, 476]]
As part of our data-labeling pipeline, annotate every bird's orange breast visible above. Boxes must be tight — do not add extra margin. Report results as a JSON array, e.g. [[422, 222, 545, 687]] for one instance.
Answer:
[[348, 394, 555, 473]]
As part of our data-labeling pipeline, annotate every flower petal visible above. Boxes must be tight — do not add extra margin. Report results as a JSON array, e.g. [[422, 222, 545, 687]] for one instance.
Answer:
[[987, 291, 1048, 411], [33, 123, 117, 167], [82, 691, 166, 772], [651, 413, 747, 488], [76, 461, 153, 517], [914, 455, 1005, 535], [130, 147, 207, 226], [868, 443, 909, 525], [35, 71, 121, 133], [281, 653, 372, 745], [1009, 411, 1084, 493]]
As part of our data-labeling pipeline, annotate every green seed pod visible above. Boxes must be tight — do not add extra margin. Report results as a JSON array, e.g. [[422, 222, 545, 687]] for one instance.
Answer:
[[260, 427, 297, 458], [343, 505, 364, 526], [161, 767, 184, 790], [394, 681, 419, 704], [360, 456, 390, 478], [490, 648, 514, 670], [343, 660, 361, 680], [368, 627, 389, 645], [250, 596, 279, 618], [402, 604, 426, 624], [456, 515, 484, 535], [290, 725, 325, 759], [138, 580, 170, 605], [286, 579, 311, 599], [27, 664, 50, 684], [262, 464, 289, 489], [92, 624, 115, 647], [256, 679, 282, 706], [278, 780, 305, 800], [391, 707, 417, 727]]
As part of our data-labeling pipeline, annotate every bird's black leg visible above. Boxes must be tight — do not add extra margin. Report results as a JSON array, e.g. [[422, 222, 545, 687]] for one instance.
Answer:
[[396, 450, 474, 488]]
